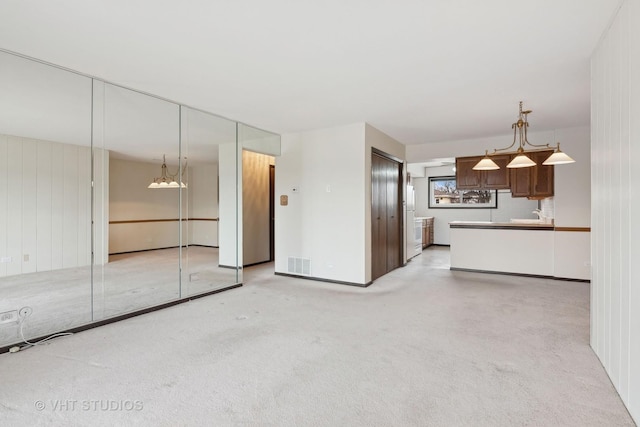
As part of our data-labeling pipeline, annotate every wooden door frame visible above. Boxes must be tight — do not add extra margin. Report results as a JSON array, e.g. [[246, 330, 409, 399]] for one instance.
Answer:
[[269, 164, 275, 262]]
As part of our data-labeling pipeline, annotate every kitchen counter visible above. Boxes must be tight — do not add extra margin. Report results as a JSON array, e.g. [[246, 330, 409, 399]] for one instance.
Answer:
[[449, 221, 554, 231], [449, 221, 554, 276]]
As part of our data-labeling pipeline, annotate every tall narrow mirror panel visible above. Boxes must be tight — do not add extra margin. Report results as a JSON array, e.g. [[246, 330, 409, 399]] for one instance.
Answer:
[[180, 107, 240, 295], [0, 51, 93, 347], [92, 82, 182, 319]]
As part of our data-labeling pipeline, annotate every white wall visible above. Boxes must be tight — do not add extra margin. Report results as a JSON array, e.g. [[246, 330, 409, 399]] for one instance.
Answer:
[[276, 123, 367, 284], [218, 142, 240, 268], [275, 123, 405, 285], [188, 162, 219, 247], [242, 150, 273, 265], [591, 0, 640, 423], [0, 134, 91, 277], [413, 165, 538, 245]]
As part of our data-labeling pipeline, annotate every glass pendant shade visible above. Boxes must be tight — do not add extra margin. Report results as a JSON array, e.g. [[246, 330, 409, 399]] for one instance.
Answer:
[[542, 147, 575, 165], [506, 153, 536, 168], [473, 156, 500, 170], [148, 182, 159, 189]]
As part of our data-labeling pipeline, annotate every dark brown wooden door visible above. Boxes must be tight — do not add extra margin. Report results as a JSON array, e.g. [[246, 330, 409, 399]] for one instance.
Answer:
[[386, 159, 401, 271], [371, 152, 402, 281], [372, 154, 387, 280]]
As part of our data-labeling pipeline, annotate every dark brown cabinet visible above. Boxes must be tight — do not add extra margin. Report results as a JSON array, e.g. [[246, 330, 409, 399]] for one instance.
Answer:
[[455, 154, 511, 190], [455, 157, 482, 189], [510, 150, 554, 198], [422, 217, 434, 248]]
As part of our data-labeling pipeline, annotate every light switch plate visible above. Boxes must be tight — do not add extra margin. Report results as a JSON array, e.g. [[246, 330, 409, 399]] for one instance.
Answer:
[[280, 195, 288, 206]]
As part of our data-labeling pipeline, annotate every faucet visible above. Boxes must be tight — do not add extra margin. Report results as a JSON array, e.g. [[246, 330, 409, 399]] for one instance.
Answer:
[[532, 209, 543, 219]]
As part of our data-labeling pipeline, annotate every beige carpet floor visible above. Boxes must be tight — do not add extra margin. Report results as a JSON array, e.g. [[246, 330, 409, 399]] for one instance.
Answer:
[[0, 247, 635, 426]]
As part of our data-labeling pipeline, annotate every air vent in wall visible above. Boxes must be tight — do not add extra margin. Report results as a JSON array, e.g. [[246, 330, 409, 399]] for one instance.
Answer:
[[287, 257, 311, 276]]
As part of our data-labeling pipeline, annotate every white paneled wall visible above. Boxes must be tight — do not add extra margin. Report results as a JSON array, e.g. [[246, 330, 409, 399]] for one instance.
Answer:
[[591, 0, 640, 422], [0, 134, 91, 277]]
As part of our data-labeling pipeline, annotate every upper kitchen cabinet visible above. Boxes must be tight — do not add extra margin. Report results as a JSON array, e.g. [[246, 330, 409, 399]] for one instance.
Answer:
[[455, 154, 511, 190], [455, 156, 482, 189], [510, 150, 554, 198]]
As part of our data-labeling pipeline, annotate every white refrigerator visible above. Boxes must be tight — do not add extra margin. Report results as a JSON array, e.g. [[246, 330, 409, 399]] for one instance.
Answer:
[[406, 185, 422, 259]]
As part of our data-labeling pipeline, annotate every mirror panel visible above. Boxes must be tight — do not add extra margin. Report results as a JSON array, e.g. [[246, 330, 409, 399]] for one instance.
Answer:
[[92, 82, 181, 319], [0, 51, 93, 346], [180, 107, 240, 295]]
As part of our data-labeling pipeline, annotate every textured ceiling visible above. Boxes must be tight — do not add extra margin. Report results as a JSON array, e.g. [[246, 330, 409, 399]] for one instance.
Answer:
[[0, 0, 622, 145]]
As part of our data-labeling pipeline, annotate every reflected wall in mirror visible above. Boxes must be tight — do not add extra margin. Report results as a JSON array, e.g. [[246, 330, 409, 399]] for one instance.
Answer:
[[238, 124, 280, 267], [93, 81, 182, 319], [180, 107, 240, 296], [0, 51, 93, 347]]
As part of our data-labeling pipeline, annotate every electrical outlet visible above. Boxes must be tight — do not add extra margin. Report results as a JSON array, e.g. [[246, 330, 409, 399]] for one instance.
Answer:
[[19, 307, 33, 318], [0, 310, 19, 325]]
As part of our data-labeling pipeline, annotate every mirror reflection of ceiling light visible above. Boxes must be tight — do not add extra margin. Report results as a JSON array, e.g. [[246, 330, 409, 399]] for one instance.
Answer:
[[473, 101, 575, 170], [148, 155, 187, 189]]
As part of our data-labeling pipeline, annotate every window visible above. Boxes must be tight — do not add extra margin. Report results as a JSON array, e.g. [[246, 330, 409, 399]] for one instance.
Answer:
[[428, 176, 497, 208]]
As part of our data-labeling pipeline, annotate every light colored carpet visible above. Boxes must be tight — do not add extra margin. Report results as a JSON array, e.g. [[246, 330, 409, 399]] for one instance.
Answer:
[[0, 246, 238, 347], [0, 247, 635, 426]]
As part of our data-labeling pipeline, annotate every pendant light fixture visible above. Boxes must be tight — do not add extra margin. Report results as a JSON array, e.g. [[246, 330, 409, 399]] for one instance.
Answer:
[[472, 101, 575, 170], [148, 155, 187, 189], [472, 150, 500, 170]]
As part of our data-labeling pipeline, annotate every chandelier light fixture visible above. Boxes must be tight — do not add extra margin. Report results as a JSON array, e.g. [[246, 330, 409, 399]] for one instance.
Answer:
[[148, 155, 187, 189], [472, 101, 575, 170]]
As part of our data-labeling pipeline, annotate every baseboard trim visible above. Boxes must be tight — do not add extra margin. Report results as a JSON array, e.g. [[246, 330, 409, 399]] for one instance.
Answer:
[[110, 246, 183, 256], [552, 276, 591, 283], [450, 267, 590, 282], [0, 283, 242, 355], [110, 245, 219, 256], [219, 264, 242, 270], [244, 260, 273, 268], [275, 272, 372, 288]]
